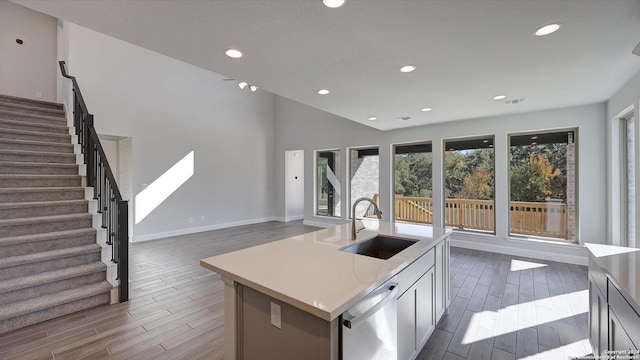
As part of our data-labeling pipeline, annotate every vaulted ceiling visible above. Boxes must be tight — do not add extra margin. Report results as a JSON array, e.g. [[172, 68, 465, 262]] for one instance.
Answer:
[[13, 0, 640, 130]]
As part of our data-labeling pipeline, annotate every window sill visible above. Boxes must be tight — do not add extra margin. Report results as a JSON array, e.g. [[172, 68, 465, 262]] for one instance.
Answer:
[[506, 235, 583, 248]]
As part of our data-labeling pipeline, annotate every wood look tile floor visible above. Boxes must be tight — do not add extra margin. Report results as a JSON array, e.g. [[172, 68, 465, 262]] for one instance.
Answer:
[[0, 221, 591, 360]]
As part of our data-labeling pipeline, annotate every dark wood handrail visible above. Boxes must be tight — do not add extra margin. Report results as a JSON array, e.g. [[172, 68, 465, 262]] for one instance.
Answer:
[[59, 60, 129, 303]]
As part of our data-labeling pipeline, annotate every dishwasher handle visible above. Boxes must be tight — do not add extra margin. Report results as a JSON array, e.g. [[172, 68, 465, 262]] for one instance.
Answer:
[[343, 283, 398, 329]]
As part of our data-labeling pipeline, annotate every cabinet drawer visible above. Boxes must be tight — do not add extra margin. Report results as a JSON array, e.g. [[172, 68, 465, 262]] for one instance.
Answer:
[[398, 248, 434, 297], [609, 281, 640, 348], [589, 257, 608, 299]]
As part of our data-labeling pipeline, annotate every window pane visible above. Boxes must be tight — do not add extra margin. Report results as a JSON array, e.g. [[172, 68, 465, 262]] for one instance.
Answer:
[[350, 147, 379, 219], [444, 137, 495, 233], [509, 130, 576, 242], [393, 143, 433, 225], [316, 150, 341, 217]]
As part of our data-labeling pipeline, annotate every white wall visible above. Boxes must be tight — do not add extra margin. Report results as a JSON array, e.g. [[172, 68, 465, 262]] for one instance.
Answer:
[[275, 98, 607, 264], [606, 69, 640, 246], [63, 23, 278, 242], [0, 0, 56, 101]]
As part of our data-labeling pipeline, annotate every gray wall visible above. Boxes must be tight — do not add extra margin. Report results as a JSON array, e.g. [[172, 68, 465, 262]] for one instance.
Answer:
[[0, 1, 57, 102], [63, 23, 278, 242], [275, 98, 607, 264], [606, 69, 640, 246]]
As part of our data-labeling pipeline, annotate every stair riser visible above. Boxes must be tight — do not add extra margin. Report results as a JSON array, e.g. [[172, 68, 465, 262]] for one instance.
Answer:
[[0, 217, 92, 237], [0, 177, 81, 188], [0, 152, 76, 165], [0, 189, 84, 203], [0, 103, 65, 118], [0, 96, 63, 111], [0, 251, 101, 280], [0, 292, 109, 335], [0, 233, 96, 257], [0, 202, 88, 220], [0, 140, 74, 154], [0, 152, 76, 164], [0, 164, 78, 175], [0, 130, 70, 144], [0, 271, 106, 306], [0, 121, 68, 135]]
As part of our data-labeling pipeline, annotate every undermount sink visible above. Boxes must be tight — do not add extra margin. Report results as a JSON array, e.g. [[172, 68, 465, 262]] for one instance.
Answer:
[[341, 236, 418, 260]]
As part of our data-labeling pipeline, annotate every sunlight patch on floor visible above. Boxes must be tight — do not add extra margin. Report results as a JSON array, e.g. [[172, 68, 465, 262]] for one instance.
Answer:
[[510, 259, 548, 272], [519, 339, 591, 360], [135, 151, 194, 223], [461, 290, 588, 345]]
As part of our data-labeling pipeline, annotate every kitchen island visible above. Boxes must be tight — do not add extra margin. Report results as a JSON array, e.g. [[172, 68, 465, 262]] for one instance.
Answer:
[[200, 221, 451, 360], [586, 243, 640, 355]]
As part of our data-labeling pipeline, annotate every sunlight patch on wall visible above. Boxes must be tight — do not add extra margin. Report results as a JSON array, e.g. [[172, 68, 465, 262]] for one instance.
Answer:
[[135, 151, 194, 224], [510, 259, 548, 272], [461, 289, 588, 345]]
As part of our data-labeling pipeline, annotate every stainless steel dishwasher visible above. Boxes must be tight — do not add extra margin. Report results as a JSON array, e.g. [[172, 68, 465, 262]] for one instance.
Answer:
[[341, 277, 398, 360]]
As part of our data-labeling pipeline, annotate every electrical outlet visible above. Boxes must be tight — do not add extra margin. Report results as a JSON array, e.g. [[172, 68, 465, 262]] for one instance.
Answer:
[[270, 302, 281, 329]]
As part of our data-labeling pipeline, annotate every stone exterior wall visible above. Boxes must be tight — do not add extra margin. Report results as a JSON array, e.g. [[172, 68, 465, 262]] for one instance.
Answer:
[[350, 150, 379, 217]]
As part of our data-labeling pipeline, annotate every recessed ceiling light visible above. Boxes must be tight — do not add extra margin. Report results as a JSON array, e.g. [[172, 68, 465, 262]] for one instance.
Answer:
[[421, 107, 432, 112], [483, 139, 489, 143], [532, 142, 537, 145], [492, 95, 506, 100], [317, 89, 330, 95], [489, 144, 494, 148], [531, 136, 538, 140], [534, 23, 561, 36], [448, 148, 455, 151], [238, 82, 248, 89], [323, 0, 346, 8], [249, 85, 259, 92], [367, 117, 377, 121], [224, 48, 243, 58], [400, 65, 416, 73]]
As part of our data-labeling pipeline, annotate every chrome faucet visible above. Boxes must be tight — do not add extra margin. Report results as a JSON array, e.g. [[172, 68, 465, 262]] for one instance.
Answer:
[[352, 197, 382, 240]]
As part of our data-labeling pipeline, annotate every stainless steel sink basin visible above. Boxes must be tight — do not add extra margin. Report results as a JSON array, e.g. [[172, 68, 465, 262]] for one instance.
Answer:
[[341, 236, 418, 260]]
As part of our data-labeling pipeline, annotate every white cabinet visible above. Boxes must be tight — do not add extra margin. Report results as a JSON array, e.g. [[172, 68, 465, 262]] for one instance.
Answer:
[[397, 236, 449, 360], [435, 236, 449, 319]]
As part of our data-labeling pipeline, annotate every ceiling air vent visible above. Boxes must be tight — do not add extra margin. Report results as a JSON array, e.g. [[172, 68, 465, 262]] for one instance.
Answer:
[[504, 98, 526, 105], [398, 116, 412, 121]]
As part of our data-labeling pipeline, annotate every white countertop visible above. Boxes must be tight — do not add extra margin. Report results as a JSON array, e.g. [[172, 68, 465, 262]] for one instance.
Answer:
[[200, 221, 451, 321]]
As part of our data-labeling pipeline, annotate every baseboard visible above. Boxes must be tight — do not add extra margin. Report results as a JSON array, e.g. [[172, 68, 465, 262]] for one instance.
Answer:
[[278, 215, 304, 222], [132, 216, 279, 242], [450, 236, 588, 265], [302, 219, 340, 228]]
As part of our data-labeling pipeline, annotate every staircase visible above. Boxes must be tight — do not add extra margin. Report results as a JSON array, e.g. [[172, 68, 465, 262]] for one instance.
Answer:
[[0, 94, 112, 335]]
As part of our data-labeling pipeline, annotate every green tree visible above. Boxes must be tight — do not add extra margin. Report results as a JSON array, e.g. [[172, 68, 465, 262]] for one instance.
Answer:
[[458, 170, 493, 200], [510, 153, 560, 201]]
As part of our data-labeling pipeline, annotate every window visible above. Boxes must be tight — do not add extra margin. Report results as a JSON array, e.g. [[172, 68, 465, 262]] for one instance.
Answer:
[[349, 147, 379, 219], [621, 116, 636, 247], [316, 150, 341, 217], [444, 137, 495, 233], [393, 143, 433, 224], [509, 130, 577, 242]]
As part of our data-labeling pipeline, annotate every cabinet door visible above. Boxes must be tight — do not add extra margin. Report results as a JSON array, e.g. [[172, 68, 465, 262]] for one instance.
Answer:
[[397, 288, 416, 360], [435, 239, 448, 319], [416, 268, 435, 349], [610, 309, 638, 351], [589, 276, 607, 355]]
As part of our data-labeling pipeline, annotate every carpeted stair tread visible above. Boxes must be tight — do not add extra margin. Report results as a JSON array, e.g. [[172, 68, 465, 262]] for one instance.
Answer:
[[0, 174, 80, 180], [0, 101, 65, 116], [0, 138, 74, 152], [0, 244, 100, 270], [0, 186, 84, 193], [0, 262, 105, 295], [0, 149, 75, 159], [0, 127, 70, 139], [0, 109, 67, 123], [0, 228, 96, 247], [0, 118, 67, 131], [0, 281, 112, 322], [0, 199, 87, 209], [0, 161, 77, 168], [0, 213, 91, 227], [0, 94, 64, 110]]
